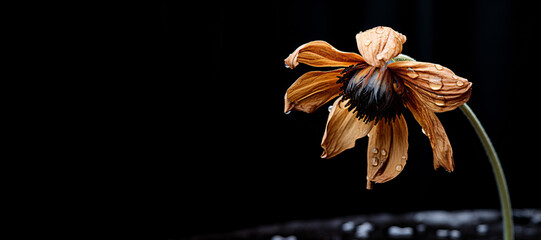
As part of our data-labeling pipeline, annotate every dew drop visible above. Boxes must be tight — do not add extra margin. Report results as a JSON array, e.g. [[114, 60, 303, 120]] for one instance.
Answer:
[[428, 76, 443, 90], [452, 75, 459, 80], [434, 64, 444, 70], [284, 62, 290, 69], [328, 105, 333, 112], [395, 164, 403, 172], [381, 149, 387, 156], [406, 68, 419, 79], [375, 26, 385, 34], [435, 100, 445, 106], [364, 40, 372, 46], [456, 80, 464, 87], [434, 96, 446, 106], [371, 157, 378, 166], [372, 148, 378, 154], [402, 155, 407, 160], [421, 128, 427, 135], [285, 110, 292, 115]]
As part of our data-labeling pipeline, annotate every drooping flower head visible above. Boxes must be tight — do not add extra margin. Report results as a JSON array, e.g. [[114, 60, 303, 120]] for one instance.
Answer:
[[284, 26, 471, 189]]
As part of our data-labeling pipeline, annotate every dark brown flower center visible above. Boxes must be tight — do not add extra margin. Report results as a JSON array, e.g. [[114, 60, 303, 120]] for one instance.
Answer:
[[337, 63, 407, 124]]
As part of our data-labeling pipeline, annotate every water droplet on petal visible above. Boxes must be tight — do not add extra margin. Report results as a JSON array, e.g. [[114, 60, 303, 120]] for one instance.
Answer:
[[406, 68, 419, 79], [434, 96, 446, 106], [372, 148, 378, 154], [452, 75, 459, 80], [381, 149, 387, 156], [434, 64, 444, 70], [285, 110, 291, 115], [376, 52, 385, 60], [402, 155, 407, 160], [364, 40, 372, 46], [421, 128, 427, 135], [328, 105, 333, 112], [371, 157, 378, 166], [428, 75, 443, 90], [395, 164, 403, 172], [284, 62, 290, 69], [456, 80, 464, 87], [376, 26, 385, 34]]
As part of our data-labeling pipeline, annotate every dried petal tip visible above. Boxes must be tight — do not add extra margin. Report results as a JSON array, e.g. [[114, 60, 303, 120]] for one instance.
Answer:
[[284, 41, 365, 69], [284, 50, 300, 69], [356, 26, 407, 67]]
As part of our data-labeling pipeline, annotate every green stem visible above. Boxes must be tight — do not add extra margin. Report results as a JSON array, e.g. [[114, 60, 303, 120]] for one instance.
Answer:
[[392, 54, 514, 240], [459, 104, 514, 240]]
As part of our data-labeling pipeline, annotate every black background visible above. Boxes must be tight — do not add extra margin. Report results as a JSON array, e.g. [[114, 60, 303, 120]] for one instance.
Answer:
[[125, 0, 540, 238]]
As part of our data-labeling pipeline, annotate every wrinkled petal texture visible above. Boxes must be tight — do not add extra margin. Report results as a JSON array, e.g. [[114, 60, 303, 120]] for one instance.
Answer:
[[388, 61, 472, 113], [366, 116, 408, 189], [407, 92, 454, 171], [356, 26, 407, 67], [284, 69, 343, 113], [321, 97, 374, 159], [285, 41, 365, 69]]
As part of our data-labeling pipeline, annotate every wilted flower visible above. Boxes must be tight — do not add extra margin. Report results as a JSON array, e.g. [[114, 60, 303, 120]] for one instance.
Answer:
[[284, 26, 472, 189]]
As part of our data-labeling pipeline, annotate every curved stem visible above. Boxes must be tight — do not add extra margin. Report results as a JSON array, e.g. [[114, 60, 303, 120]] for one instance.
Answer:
[[392, 54, 514, 240], [459, 104, 513, 240]]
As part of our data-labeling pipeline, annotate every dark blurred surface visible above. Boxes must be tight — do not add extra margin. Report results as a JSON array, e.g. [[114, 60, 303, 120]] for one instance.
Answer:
[[119, 0, 540, 238], [183, 209, 541, 240]]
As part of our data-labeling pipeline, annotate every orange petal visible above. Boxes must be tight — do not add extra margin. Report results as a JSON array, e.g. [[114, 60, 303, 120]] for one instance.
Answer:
[[321, 97, 374, 159], [284, 41, 365, 69], [284, 69, 343, 113], [366, 116, 409, 189], [407, 92, 454, 172], [365, 120, 391, 189], [388, 61, 472, 113], [356, 26, 407, 67]]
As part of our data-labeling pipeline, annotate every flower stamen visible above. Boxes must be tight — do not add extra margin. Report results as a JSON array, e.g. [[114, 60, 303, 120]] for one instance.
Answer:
[[337, 64, 407, 124]]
